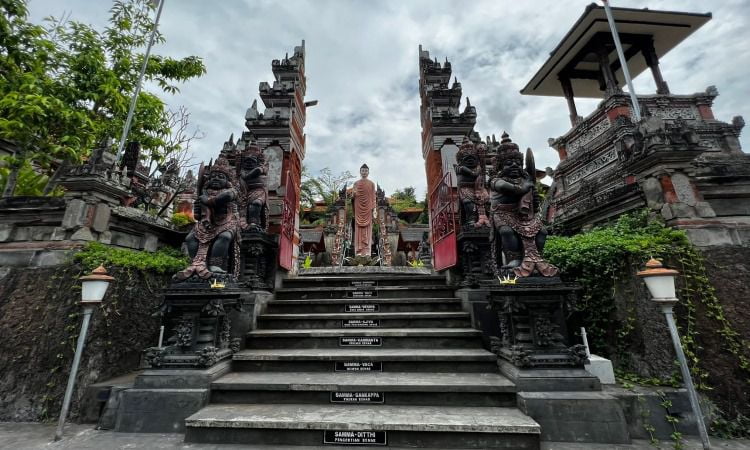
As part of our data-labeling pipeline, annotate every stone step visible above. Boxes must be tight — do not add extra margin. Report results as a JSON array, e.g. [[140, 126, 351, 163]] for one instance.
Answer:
[[245, 327, 483, 349], [274, 285, 455, 300], [265, 297, 463, 314], [184, 404, 540, 448], [210, 371, 516, 407], [284, 274, 448, 288], [256, 312, 471, 329], [232, 348, 499, 373]]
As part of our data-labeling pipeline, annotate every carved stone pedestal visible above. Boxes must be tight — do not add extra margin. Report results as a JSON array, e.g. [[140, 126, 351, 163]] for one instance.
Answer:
[[487, 281, 600, 391], [240, 230, 278, 290], [457, 227, 494, 287], [144, 285, 252, 369]]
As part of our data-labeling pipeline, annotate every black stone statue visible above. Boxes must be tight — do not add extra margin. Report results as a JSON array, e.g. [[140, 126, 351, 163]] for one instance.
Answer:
[[174, 157, 241, 280], [489, 133, 558, 278], [237, 142, 268, 231]]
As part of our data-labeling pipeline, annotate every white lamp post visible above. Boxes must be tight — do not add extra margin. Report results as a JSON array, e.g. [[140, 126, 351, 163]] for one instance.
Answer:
[[637, 258, 711, 450], [54, 265, 114, 441]]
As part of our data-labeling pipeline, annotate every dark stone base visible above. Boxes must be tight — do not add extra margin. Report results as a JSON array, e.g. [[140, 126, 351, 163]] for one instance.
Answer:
[[517, 391, 630, 444], [111, 361, 230, 433], [498, 360, 601, 392], [115, 388, 209, 433], [456, 287, 500, 350]]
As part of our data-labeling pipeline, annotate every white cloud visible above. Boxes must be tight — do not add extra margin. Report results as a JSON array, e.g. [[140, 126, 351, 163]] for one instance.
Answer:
[[27, 0, 749, 198]]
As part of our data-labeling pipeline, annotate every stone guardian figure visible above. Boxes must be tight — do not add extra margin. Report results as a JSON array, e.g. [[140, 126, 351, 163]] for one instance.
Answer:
[[237, 142, 268, 231], [174, 157, 241, 281], [455, 136, 490, 228], [348, 164, 376, 257], [489, 133, 558, 278]]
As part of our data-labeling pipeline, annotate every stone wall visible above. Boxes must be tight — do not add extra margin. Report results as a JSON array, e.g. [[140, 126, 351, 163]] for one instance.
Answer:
[[582, 248, 750, 417], [0, 197, 185, 268], [0, 263, 170, 421]]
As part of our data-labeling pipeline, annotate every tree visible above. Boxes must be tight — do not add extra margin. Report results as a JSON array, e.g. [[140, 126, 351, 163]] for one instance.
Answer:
[[0, 0, 206, 197], [300, 166, 355, 209]]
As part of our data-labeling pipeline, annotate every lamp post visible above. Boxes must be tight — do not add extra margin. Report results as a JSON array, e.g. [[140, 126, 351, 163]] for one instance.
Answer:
[[54, 265, 114, 441], [637, 258, 711, 450]]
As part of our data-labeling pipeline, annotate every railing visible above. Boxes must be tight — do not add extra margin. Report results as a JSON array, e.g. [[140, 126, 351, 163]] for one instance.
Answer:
[[429, 172, 458, 271], [278, 171, 297, 271]]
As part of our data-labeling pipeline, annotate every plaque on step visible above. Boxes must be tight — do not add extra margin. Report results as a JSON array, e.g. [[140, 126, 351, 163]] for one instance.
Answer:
[[351, 280, 378, 288], [349, 290, 377, 298], [330, 391, 385, 404], [345, 304, 379, 313], [324, 430, 387, 446], [339, 336, 382, 346], [342, 319, 380, 328], [334, 361, 383, 372]]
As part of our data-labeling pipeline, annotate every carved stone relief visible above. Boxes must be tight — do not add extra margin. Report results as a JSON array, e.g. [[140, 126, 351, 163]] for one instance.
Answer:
[[567, 148, 618, 186], [567, 119, 611, 155], [263, 146, 284, 191], [670, 173, 697, 207]]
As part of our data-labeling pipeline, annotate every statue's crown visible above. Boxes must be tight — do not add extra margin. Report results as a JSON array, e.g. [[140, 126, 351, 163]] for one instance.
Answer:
[[496, 132, 522, 162], [209, 156, 236, 183], [241, 141, 262, 157], [456, 136, 478, 161]]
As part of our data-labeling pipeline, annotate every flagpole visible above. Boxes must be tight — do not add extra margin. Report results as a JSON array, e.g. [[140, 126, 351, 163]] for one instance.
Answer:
[[602, 0, 641, 121], [115, 0, 166, 164]]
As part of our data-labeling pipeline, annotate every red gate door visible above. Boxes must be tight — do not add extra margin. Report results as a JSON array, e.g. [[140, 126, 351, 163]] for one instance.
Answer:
[[278, 171, 297, 270], [429, 172, 458, 271]]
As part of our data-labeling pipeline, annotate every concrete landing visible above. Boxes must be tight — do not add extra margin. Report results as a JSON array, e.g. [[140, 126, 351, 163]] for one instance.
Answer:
[[185, 403, 540, 434], [299, 266, 432, 275], [213, 371, 515, 392], [232, 348, 497, 361], [248, 327, 481, 337]]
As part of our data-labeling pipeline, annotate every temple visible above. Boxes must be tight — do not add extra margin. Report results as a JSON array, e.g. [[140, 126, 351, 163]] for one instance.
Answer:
[[522, 4, 749, 246], [2, 4, 749, 449], [233, 41, 308, 271]]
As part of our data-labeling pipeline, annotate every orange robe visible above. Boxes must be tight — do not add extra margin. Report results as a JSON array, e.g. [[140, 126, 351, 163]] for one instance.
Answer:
[[352, 178, 376, 256]]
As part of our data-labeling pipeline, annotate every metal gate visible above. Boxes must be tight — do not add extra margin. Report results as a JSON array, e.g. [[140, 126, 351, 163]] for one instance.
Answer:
[[278, 170, 297, 270], [429, 172, 458, 271]]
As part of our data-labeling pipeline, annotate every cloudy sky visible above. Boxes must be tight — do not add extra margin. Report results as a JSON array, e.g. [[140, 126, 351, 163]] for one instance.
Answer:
[[28, 0, 749, 198]]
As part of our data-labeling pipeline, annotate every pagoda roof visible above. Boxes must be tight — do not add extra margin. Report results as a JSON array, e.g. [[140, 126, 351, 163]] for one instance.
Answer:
[[521, 3, 710, 98]]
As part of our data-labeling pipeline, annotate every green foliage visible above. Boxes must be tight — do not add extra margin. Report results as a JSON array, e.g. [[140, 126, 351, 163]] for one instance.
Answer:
[[711, 411, 750, 439], [0, 159, 61, 196], [545, 211, 750, 398], [300, 166, 354, 209], [303, 255, 313, 269], [170, 211, 195, 227], [0, 0, 206, 196], [390, 186, 424, 212], [74, 241, 187, 273]]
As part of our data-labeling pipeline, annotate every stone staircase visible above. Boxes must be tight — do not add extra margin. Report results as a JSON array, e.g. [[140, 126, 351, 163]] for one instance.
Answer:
[[184, 273, 541, 448]]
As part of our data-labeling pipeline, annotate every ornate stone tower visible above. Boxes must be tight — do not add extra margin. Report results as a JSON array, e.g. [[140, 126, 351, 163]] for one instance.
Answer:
[[237, 41, 308, 272], [418, 46, 477, 197]]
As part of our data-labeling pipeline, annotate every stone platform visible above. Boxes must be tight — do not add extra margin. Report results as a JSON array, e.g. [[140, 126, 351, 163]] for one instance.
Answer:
[[298, 266, 432, 275], [183, 271, 542, 448]]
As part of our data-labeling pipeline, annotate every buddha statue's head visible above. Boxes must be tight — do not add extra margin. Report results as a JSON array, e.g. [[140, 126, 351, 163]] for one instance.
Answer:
[[360, 164, 369, 179]]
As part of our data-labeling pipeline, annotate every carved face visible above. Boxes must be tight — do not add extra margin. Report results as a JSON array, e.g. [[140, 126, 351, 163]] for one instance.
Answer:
[[207, 171, 229, 189], [242, 156, 259, 170], [360, 167, 369, 178], [460, 154, 478, 169], [501, 157, 524, 178]]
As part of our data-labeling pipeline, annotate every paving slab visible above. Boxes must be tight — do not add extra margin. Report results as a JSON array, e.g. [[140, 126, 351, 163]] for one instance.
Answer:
[[185, 403, 541, 434], [212, 371, 515, 392], [3, 423, 749, 449]]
